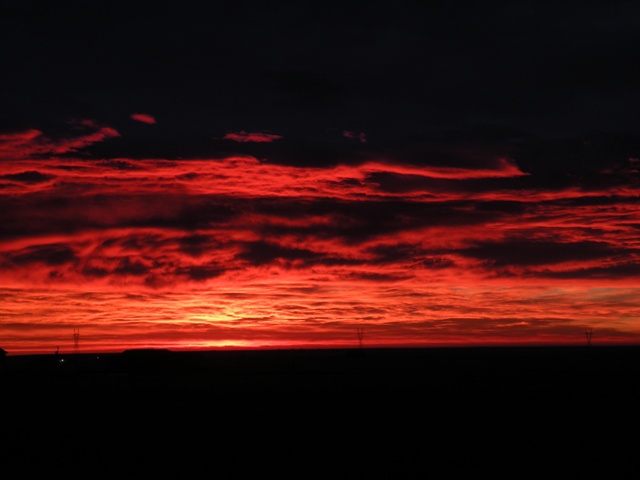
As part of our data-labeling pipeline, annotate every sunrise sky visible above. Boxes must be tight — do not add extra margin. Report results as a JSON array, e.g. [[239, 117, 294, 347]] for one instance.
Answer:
[[1, 1, 640, 354]]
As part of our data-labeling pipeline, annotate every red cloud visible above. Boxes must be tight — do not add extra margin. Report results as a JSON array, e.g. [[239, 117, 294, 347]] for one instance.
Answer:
[[369, 158, 528, 180], [343, 130, 367, 143], [0, 124, 119, 160], [48, 127, 120, 154], [223, 131, 283, 143], [0, 128, 42, 145], [3, 150, 640, 353], [131, 113, 157, 124], [0, 129, 44, 157]]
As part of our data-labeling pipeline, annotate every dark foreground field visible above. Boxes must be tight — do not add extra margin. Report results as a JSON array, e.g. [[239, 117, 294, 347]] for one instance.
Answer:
[[2, 346, 639, 478]]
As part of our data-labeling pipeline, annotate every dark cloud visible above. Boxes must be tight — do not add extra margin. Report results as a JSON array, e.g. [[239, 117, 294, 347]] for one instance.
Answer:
[[180, 265, 226, 281], [96, 160, 145, 171], [345, 271, 413, 283], [107, 195, 240, 231], [462, 239, 628, 267], [265, 69, 357, 107], [420, 256, 456, 269], [116, 234, 166, 252], [0, 194, 231, 239], [0, 171, 55, 184], [266, 141, 371, 167], [178, 234, 219, 258], [474, 201, 527, 215], [113, 257, 150, 276], [366, 172, 443, 194], [238, 241, 320, 266], [81, 264, 110, 278], [364, 244, 455, 269], [541, 262, 640, 279], [365, 243, 425, 264], [374, 126, 530, 169], [514, 132, 640, 174], [3, 1, 639, 164], [7, 244, 77, 266], [255, 198, 503, 244]]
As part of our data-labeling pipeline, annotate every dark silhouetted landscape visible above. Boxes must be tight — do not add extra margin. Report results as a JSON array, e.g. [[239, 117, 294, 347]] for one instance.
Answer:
[[2, 346, 639, 478]]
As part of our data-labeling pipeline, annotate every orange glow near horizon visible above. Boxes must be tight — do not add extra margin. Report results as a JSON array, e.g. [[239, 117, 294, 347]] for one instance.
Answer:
[[1, 125, 639, 354]]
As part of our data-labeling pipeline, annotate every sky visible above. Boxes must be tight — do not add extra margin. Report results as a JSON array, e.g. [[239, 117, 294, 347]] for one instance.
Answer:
[[1, 0, 640, 354]]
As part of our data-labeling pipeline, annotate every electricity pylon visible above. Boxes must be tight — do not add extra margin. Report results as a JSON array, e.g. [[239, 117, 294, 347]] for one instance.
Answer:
[[585, 328, 594, 346], [357, 327, 364, 349]]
